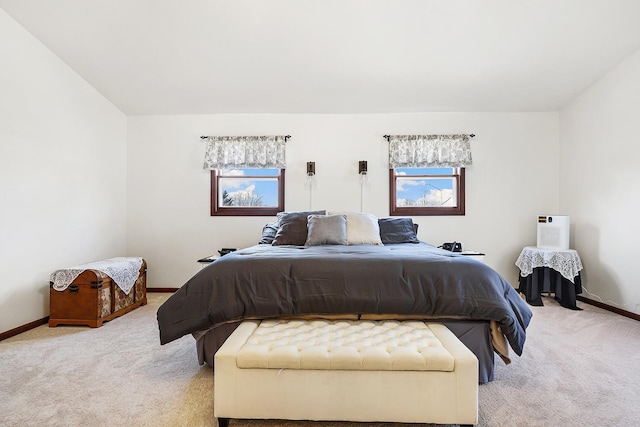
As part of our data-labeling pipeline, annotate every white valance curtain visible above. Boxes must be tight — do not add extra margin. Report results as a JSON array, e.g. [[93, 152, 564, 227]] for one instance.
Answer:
[[203, 135, 288, 169], [388, 134, 473, 168]]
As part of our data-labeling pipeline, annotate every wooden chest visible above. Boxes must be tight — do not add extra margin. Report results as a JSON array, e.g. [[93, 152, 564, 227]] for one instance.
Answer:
[[49, 259, 147, 328]]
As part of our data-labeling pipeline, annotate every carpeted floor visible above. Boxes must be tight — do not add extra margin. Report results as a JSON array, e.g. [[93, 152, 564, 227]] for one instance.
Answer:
[[1, 292, 639, 427]]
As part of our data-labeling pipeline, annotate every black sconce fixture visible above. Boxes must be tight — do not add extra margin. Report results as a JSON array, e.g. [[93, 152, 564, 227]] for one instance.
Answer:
[[306, 161, 316, 176], [358, 160, 369, 211], [358, 160, 368, 175], [305, 161, 316, 209]]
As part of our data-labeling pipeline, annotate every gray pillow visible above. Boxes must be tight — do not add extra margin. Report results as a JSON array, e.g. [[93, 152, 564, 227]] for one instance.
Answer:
[[272, 210, 326, 246], [305, 214, 348, 246], [258, 222, 279, 244], [378, 217, 420, 244]]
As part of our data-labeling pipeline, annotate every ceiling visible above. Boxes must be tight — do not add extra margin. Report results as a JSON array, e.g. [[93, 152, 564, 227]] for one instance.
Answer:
[[2, 0, 640, 115]]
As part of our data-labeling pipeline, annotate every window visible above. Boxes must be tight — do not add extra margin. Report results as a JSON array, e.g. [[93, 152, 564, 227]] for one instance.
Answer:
[[211, 168, 285, 216], [389, 167, 465, 216]]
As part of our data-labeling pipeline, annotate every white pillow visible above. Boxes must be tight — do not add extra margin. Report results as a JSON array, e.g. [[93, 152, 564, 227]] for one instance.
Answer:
[[328, 211, 383, 245]]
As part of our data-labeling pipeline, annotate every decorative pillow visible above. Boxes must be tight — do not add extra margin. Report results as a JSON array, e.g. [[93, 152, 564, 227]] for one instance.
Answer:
[[328, 211, 383, 245], [272, 210, 326, 246], [258, 222, 279, 244], [305, 214, 348, 246], [378, 217, 420, 244]]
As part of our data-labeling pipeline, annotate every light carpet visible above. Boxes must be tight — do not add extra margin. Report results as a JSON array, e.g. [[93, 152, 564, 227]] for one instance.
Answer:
[[1, 293, 639, 427]]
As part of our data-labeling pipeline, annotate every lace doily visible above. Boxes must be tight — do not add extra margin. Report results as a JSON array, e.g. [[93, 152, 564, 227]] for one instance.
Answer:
[[515, 247, 583, 283], [50, 257, 144, 294]]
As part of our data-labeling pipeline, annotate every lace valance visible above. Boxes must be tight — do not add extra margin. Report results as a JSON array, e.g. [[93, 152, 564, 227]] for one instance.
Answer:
[[388, 134, 473, 168], [50, 257, 143, 294], [203, 135, 288, 170], [515, 247, 583, 283]]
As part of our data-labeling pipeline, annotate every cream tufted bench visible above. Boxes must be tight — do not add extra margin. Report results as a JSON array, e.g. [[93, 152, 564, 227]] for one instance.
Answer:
[[214, 320, 478, 426]]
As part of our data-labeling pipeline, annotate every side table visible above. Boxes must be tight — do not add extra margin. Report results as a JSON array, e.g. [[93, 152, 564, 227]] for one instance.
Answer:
[[197, 254, 219, 269], [515, 246, 583, 310], [460, 251, 486, 263]]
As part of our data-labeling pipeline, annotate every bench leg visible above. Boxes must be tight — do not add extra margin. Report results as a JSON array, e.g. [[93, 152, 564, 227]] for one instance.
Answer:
[[217, 418, 230, 427]]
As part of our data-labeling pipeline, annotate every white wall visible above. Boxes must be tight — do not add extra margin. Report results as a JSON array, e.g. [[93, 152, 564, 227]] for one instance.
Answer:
[[560, 47, 640, 315], [127, 112, 559, 287], [0, 10, 127, 334]]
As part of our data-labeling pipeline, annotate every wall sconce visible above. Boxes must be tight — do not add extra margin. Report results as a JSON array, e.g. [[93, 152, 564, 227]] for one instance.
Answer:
[[358, 160, 369, 212], [358, 160, 370, 185], [358, 161, 368, 175], [307, 161, 316, 177], [305, 161, 316, 209], [305, 162, 316, 187]]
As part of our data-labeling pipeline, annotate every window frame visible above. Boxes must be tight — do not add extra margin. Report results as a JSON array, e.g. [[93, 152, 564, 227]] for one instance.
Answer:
[[389, 167, 466, 216], [210, 169, 285, 216]]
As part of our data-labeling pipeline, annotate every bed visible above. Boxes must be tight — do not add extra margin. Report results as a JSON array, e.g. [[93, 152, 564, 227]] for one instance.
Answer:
[[157, 212, 532, 383]]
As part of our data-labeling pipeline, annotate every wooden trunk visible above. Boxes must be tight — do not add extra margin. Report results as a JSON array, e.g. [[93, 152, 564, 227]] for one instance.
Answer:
[[49, 260, 147, 328]]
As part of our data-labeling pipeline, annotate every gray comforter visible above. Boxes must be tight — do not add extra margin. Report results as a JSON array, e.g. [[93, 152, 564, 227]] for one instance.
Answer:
[[157, 243, 532, 355]]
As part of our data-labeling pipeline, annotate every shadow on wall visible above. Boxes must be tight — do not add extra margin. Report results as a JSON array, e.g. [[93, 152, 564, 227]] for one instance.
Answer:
[[0, 286, 47, 336], [576, 223, 624, 308]]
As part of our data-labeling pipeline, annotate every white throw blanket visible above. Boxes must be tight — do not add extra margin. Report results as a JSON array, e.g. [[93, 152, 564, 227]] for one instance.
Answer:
[[50, 257, 143, 294], [515, 246, 583, 283]]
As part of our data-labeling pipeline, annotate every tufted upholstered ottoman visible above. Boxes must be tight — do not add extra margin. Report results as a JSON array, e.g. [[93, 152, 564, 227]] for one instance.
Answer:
[[214, 319, 478, 426]]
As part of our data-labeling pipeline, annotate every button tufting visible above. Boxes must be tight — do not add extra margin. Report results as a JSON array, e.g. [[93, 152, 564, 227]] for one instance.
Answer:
[[236, 320, 455, 372]]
